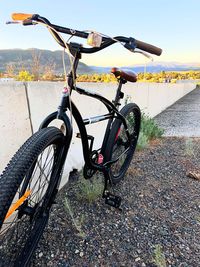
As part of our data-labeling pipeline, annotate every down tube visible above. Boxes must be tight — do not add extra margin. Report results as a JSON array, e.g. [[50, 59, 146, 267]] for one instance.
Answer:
[[71, 101, 94, 168]]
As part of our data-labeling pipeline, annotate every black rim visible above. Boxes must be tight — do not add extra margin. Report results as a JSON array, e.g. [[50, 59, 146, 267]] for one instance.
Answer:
[[0, 143, 59, 266], [110, 109, 139, 178]]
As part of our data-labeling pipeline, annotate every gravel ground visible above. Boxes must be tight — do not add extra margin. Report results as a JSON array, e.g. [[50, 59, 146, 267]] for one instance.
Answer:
[[30, 137, 200, 267], [155, 87, 200, 137]]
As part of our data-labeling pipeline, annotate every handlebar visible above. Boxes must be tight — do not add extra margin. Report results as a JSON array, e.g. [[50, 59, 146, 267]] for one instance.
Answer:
[[11, 13, 162, 56]]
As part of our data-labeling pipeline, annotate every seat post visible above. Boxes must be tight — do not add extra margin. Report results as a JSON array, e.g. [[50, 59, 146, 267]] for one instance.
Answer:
[[112, 79, 126, 108]]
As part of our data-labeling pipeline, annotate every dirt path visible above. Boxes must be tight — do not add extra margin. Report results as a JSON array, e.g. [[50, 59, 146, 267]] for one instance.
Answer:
[[155, 87, 200, 137]]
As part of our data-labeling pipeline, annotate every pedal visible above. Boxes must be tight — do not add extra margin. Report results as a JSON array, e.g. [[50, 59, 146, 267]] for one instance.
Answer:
[[104, 191, 121, 208]]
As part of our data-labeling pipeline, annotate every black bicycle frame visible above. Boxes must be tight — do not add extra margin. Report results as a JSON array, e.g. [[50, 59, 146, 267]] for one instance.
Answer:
[[39, 43, 130, 174]]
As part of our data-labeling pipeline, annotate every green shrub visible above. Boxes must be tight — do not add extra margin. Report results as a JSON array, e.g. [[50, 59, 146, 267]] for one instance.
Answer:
[[137, 131, 149, 150], [76, 173, 104, 203], [184, 138, 195, 157], [141, 113, 164, 140], [136, 113, 164, 150], [64, 197, 86, 238], [153, 244, 166, 267], [125, 96, 164, 150]]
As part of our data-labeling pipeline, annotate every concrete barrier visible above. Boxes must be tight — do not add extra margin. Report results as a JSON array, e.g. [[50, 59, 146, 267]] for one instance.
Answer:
[[0, 81, 196, 186], [0, 82, 32, 171]]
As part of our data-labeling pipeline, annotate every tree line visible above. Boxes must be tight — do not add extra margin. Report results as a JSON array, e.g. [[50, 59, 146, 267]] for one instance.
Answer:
[[0, 50, 56, 81], [1, 69, 200, 83], [0, 50, 199, 83], [76, 71, 200, 83]]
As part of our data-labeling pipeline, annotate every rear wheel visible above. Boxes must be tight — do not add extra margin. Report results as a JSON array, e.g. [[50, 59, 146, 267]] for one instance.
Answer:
[[104, 103, 141, 184], [0, 127, 64, 267]]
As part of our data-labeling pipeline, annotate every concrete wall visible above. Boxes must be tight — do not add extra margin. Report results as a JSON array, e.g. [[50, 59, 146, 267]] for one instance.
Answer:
[[0, 81, 196, 186], [0, 82, 32, 172]]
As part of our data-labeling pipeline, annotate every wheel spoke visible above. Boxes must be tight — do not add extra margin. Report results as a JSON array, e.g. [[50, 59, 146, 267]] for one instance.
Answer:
[[108, 105, 140, 180], [0, 128, 63, 265], [29, 153, 54, 203]]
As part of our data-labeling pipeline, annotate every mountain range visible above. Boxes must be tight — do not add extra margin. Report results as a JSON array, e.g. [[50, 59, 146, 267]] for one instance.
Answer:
[[0, 49, 199, 74], [0, 48, 92, 74], [92, 62, 200, 73]]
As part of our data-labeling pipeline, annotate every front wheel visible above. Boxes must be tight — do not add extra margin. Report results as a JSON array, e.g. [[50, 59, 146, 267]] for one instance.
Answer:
[[104, 103, 141, 184], [0, 127, 65, 267]]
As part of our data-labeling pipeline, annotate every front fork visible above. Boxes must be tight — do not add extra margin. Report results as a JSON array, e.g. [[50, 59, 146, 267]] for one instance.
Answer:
[[39, 107, 73, 191]]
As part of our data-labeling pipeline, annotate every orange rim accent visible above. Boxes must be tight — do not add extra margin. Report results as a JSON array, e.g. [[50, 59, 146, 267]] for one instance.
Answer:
[[11, 13, 33, 21], [5, 190, 31, 220]]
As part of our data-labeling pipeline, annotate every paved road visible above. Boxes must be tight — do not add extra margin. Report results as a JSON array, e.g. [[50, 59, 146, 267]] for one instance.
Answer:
[[155, 87, 200, 137]]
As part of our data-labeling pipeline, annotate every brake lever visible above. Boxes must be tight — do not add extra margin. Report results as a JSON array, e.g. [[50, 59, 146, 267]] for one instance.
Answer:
[[6, 21, 21, 24], [6, 19, 37, 26], [134, 50, 153, 61]]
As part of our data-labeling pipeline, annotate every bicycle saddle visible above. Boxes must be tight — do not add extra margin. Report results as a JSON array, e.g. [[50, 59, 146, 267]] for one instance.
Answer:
[[111, 67, 137, 83]]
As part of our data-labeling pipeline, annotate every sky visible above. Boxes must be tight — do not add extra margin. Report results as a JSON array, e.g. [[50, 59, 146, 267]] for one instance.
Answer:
[[0, 0, 200, 67]]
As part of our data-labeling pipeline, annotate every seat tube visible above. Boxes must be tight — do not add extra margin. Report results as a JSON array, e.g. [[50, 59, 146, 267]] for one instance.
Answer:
[[113, 79, 125, 109]]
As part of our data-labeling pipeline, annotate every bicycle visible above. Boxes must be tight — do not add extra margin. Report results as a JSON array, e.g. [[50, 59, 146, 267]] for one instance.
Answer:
[[0, 13, 162, 267]]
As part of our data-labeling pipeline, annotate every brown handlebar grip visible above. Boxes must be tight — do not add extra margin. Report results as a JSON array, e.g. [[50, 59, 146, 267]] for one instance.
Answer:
[[12, 13, 33, 21], [135, 40, 162, 56]]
